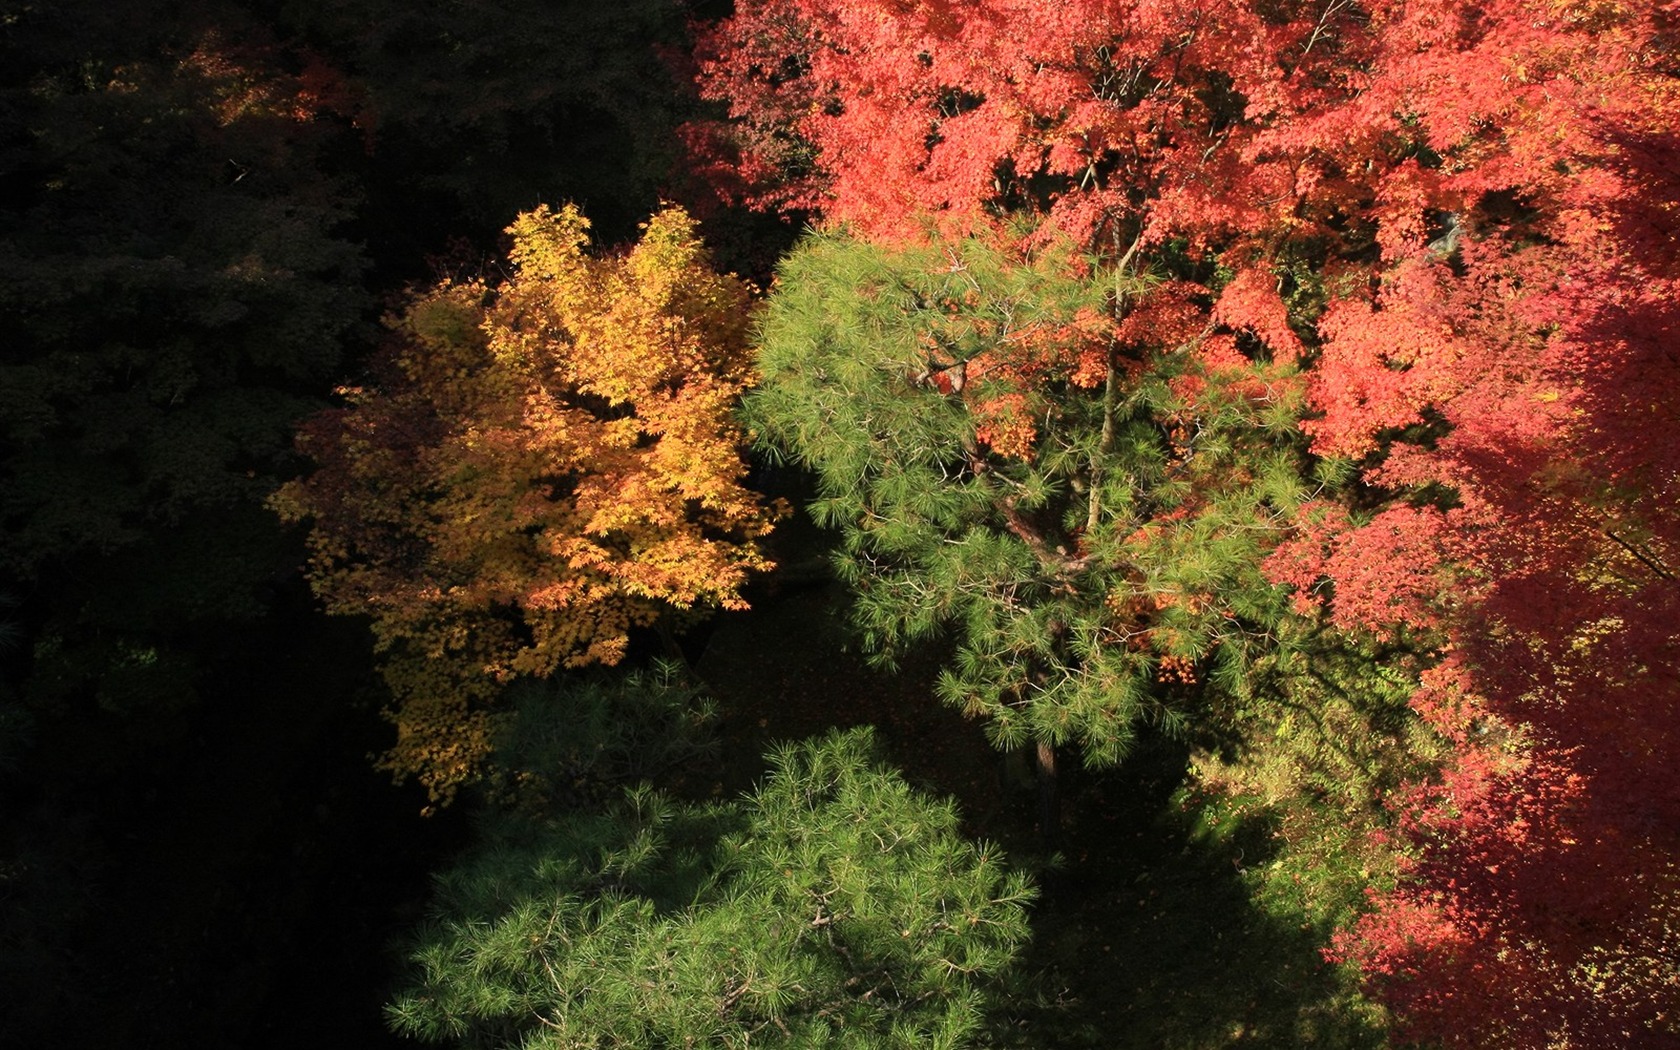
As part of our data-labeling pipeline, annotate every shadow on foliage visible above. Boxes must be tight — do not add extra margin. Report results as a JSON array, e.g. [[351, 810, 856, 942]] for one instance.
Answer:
[[1009, 739, 1387, 1049]]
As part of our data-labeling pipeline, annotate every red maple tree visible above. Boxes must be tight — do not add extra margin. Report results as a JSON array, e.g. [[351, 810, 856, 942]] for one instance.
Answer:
[[691, 0, 1680, 1042]]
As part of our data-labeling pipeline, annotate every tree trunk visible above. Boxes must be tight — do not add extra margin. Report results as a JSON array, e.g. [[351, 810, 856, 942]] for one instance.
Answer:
[[654, 620, 696, 676], [1035, 739, 1059, 851]]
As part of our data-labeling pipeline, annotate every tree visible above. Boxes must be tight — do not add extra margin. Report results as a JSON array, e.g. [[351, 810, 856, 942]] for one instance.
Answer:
[[274, 0, 697, 255], [694, 0, 1417, 793], [0, 8, 373, 1041], [1291, 36, 1680, 1050], [274, 204, 779, 803], [746, 222, 1333, 818], [689, 0, 1374, 250], [695, 0, 1680, 1041], [477, 659, 722, 815], [387, 726, 1034, 1049], [0, 2, 367, 714]]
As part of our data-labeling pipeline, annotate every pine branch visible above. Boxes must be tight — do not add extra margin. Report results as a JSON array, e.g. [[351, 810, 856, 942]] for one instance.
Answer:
[[964, 453, 1095, 577]]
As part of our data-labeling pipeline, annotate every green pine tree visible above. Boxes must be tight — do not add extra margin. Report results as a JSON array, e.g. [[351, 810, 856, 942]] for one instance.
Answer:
[[388, 725, 1033, 1049], [744, 226, 1324, 767]]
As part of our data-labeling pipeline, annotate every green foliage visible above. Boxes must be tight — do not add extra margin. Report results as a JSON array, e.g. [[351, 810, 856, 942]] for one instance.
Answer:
[[481, 660, 720, 814], [996, 739, 1395, 1050], [1185, 649, 1430, 929], [388, 726, 1034, 1049], [1128, 632, 1446, 1045], [746, 227, 1318, 763], [1198, 635, 1442, 812]]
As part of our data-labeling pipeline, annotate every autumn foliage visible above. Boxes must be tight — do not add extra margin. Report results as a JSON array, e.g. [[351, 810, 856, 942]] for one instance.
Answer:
[[693, 0, 1680, 1043], [274, 205, 777, 802]]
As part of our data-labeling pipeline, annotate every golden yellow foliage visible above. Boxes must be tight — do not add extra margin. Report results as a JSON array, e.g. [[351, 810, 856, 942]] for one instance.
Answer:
[[274, 204, 777, 803]]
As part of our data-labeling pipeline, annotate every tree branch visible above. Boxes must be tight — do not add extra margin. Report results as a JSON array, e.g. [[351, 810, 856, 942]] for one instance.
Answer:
[[1088, 224, 1147, 533], [1601, 528, 1677, 582]]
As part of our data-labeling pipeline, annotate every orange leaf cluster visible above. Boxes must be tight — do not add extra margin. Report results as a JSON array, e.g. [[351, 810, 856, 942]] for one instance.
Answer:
[[274, 205, 778, 801]]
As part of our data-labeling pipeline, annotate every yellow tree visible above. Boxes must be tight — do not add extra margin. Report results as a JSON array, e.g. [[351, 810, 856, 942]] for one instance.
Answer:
[[273, 205, 777, 803]]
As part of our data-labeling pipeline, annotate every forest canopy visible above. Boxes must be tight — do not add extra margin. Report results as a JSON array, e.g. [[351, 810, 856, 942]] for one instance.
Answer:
[[1, 0, 1675, 1047]]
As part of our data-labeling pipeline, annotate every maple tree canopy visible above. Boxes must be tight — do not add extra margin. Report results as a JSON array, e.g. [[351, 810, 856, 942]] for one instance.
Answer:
[[274, 204, 778, 802], [694, 0, 1680, 1042]]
